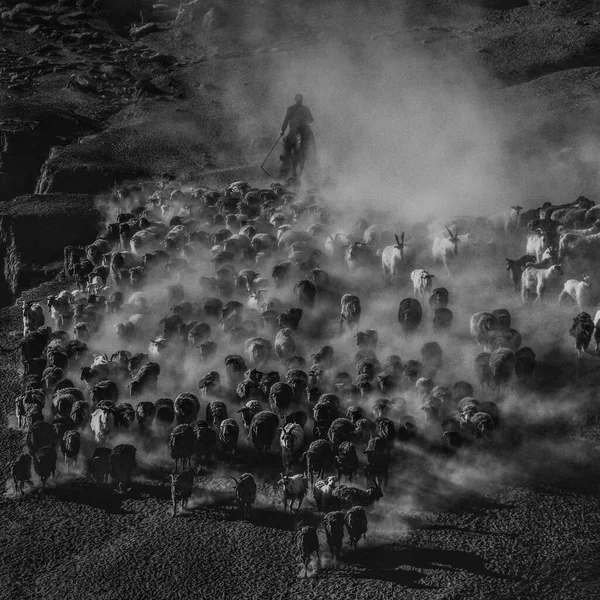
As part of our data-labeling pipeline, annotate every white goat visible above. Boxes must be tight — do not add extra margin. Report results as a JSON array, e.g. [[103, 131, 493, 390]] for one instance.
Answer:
[[558, 276, 591, 310], [410, 269, 435, 298], [381, 233, 407, 285]]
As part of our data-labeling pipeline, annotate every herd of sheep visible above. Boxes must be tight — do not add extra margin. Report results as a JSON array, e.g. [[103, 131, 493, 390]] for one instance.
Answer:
[[9, 179, 599, 574]]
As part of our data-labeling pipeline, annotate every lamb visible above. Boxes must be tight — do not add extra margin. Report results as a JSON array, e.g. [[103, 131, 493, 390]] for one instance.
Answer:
[[237, 400, 262, 430], [558, 276, 591, 310], [296, 526, 320, 576], [11, 454, 33, 496], [340, 294, 361, 330], [323, 511, 345, 558], [109, 444, 137, 492], [411, 269, 435, 299], [381, 233, 407, 284], [171, 469, 195, 516], [231, 473, 256, 520], [33, 445, 57, 489], [278, 473, 309, 511], [470, 312, 498, 346], [429, 287, 449, 309], [433, 307, 453, 331], [345, 506, 368, 550], [525, 232, 549, 262], [521, 265, 563, 303]]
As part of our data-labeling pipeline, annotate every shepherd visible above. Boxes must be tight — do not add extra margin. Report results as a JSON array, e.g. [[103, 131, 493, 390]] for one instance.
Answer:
[[279, 93, 314, 178]]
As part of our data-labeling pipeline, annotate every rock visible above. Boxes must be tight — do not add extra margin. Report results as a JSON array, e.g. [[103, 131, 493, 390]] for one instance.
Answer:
[[129, 22, 158, 39], [138, 51, 177, 66], [99, 63, 129, 80], [66, 73, 98, 93], [0, 193, 101, 306], [134, 78, 165, 96], [0, 104, 98, 203], [25, 24, 39, 34], [174, 0, 209, 26]]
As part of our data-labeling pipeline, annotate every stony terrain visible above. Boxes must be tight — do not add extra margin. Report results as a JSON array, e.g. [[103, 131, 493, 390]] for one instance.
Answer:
[[2, 1, 600, 599]]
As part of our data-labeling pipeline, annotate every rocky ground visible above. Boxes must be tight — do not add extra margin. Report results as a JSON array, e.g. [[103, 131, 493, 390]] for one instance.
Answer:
[[3, 1, 600, 598]]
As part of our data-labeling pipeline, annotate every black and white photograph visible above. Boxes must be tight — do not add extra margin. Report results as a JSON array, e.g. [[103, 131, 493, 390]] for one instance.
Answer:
[[2, 1, 600, 598]]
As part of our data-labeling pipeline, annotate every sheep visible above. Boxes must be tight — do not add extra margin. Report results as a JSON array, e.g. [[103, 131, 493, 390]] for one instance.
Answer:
[[92, 447, 111, 485], [429, 287, 449, 310], [381, 233, 407, 284], [135, 401, 156, 432], [521, 265, 563, 303], [296, 526, 320, 576], [489, 347, 515, 393], [231, 473, 256, 520], [304, 440, 335, 488], [154, 398, 175, 429], [432, 226, 460, 273], [364, 436, 390, 484], [194, 421, 217, 469], [90, 380, 119, 407], [33, 445, 57, 488], [328, 418, 355, 450], [345, 506, 368, 550], [558, 276, 591, 310], [11, 454, 33, 496], [336, 441, 359, 482], [345, 242, 376, 270], [274, 328, 296, 361], [22, 301, 45, 336], [26, 421, 55, 456], [278, 307, 303, 331], [249, 411, 280, 458], [331, 479, 383, 510], [15, 389, 45, 428], [169, 424, 197, 471], [171, 470, 195, 516], [90, 406, 115, 446], [269, 382, 294, 418], [323, 511, 345, 558], [278, 473, 309, 511], [60, 430, 81, 469], [313, 475, 339, 511], [433, 307, 453, 331], [109, 444, 137, 492], [411, 269, 435, 299], [219, 418, 239, 461], [295, 279, 316, 308], [174, 393, 200, 424], [280, 423, 305, 471], [340, 294, 361, 331], [398, 298, 422, 334], [244, 337, 272, 368], [569, 312, 595, 356]]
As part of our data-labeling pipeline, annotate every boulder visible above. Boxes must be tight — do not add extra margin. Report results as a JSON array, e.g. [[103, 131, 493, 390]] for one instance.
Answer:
[[0, 194, 102, 306]]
